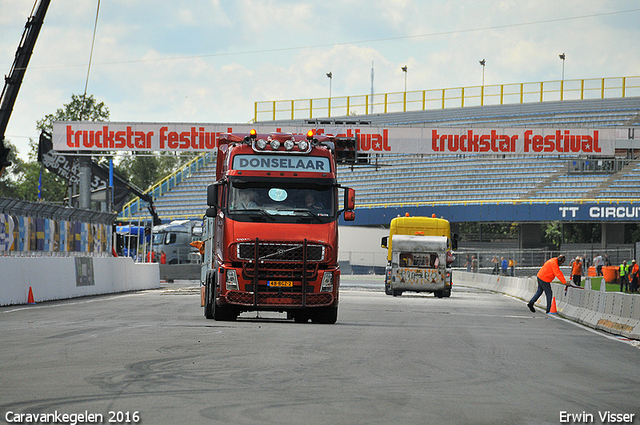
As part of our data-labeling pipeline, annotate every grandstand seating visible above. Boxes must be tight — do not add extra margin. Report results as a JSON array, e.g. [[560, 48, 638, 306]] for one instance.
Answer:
[[123, 96, 640, 222]]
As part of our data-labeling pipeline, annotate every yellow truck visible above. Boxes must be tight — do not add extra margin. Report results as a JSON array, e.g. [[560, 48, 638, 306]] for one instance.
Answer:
[[381, 214, 457, 297]]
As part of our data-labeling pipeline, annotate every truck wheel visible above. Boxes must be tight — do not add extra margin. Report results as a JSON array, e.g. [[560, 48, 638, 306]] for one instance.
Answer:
[[443, 287, 452, 298], [392, 289, 402, 297], [204, 274, 214, 319], [313, 306, 338, 324], [384, 283, 393, 296], [434, 290, 444, 298], [212, 284, 238, 321]]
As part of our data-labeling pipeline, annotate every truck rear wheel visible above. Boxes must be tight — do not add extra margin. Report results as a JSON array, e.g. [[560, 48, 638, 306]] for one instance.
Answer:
[[204, 278, 214, 319]]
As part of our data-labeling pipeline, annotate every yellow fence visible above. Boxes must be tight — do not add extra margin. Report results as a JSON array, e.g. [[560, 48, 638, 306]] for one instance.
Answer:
[[254, 76, 640, 122]]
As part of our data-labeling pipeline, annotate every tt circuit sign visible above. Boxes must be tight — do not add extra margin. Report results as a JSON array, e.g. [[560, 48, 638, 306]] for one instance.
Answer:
[[349, 202, 640, 226], [559, 205, 640, 220], [52, 122, 616, 156]]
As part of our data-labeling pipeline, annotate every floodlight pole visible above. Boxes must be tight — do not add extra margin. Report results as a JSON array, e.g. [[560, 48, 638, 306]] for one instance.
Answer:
[[479, 59, 486, 105], [559, 53, 566, 101]]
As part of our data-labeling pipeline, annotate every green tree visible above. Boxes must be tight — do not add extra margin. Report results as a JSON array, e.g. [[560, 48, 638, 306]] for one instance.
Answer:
[[542, 221, 562, 250], [0, 140, 24, 198], [36, 94, 109, 133], [117, 152, 190, 192]]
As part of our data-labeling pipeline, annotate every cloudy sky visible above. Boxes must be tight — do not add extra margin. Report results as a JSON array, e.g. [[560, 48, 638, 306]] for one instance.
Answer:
[[1, 0, 639, 159]]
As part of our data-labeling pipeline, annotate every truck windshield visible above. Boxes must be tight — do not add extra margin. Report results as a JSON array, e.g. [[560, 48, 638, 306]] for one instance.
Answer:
[[152, 232, 171, 245], [228, 178, 336, 222]]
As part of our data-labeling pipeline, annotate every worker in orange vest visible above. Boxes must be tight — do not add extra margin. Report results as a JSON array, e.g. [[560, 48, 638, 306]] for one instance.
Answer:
[[629, 260, 639, 293], [570, 256, 583, 287], [160, 251, 167, 264], [527, 255, 568, 313]]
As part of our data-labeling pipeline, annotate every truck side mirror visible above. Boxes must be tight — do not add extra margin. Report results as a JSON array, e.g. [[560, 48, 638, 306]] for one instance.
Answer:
[[344, 187, 355, 210], [381, 236, 388, 249], [344, 210, 355, 221], [207, 183, 219, 208], [205, 207, 217, 218]]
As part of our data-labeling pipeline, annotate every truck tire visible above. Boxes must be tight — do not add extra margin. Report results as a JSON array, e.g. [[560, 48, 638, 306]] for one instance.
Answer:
[[443, 287, 452, 298], [384, 282, 393, 296], [392, 289, 403, 297], [212, 284, 238, 321], [204, 274, 214, 319], [434, 290, 444, 298]]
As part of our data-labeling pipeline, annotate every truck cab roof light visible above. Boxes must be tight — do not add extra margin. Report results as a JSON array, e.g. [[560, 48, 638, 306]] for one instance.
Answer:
[[256, 139, 268, 150], [270, 139, 281, 150], [298, 140, 309, 152], [306, 130, 314, 140], [249, 129, 257, 139], [284, 139, 295, 150]]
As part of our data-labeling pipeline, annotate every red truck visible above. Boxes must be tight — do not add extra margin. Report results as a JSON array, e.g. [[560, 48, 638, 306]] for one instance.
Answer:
[[201, 129, 355, 324]]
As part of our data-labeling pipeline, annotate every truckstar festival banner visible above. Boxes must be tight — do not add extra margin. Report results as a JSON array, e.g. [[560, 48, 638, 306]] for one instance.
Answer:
[[52, 122, 617, 156]]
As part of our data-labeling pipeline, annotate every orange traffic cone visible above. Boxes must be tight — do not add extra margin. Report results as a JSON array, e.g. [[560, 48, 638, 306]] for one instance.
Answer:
[[548, 296, 557, 314], [27, 286, 36, 305]]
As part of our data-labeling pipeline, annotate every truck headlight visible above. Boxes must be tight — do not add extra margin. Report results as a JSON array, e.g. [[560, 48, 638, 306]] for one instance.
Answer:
[[321, 272, 333, 292], [226, 269, 239, 290]]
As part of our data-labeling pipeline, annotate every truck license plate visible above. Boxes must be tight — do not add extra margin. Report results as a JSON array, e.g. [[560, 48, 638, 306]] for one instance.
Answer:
[[268, 280, 293, 287]]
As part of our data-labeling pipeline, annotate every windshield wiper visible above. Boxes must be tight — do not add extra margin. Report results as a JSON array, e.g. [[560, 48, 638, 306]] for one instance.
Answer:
[[236, 208, 275, 221], [292, 209, 323, 222]]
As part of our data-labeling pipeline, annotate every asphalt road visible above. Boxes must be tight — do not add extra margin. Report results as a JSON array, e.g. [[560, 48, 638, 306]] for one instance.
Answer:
[[1, 277, 639, 425]]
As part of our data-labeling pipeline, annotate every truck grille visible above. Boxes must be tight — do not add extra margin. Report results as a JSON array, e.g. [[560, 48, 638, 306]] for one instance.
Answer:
[[235, 241, 326, 262], [226, 291, 334, 307]]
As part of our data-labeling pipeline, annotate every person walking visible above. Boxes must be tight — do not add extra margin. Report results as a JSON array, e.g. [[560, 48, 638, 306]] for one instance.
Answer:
[[471, 255, 478, 273], [527, 255, 568, 313], [501, 257, 508, 275], [593, 254, 604, 276], [619, 260, 629, 292], [571, 257, 583, 287], [629, 260, 639, 293], [491, 256, 499, 275]]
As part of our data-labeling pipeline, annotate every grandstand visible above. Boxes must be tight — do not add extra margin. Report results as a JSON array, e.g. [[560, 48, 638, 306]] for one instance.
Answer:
[[120, 94, 640, 223]]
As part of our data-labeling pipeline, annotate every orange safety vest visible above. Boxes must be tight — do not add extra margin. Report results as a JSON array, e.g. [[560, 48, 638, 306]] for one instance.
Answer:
[[629, 264, 639, 281], [571, 261, 582, 276], [537, 257, 567, 284]]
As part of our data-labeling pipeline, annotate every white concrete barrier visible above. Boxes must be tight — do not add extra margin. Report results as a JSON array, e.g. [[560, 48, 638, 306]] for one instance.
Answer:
[[0, 256, 160, 306], [454, 270, 640, 340]]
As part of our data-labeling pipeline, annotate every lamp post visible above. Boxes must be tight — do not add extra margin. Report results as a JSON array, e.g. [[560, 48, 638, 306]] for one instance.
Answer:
[[401, 66, 408, 111], [326, 72, 332, 116], [559, 53, 565, 100], [479, 59, 486, 105], [401, 66, 408, 92]]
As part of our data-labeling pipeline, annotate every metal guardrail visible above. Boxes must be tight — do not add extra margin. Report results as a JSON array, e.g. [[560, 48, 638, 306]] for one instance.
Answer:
[[119, 151, 216, 220], [254, 75, 640, 122], [0, 197, 116, 256]]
